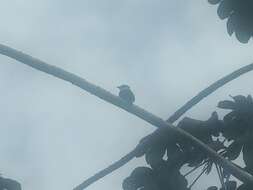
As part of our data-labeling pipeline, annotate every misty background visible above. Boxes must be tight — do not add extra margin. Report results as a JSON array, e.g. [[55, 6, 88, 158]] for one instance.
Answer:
[[0, 1, 252, 189]]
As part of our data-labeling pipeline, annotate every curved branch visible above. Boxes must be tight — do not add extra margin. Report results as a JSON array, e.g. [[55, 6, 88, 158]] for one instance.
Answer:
[[73, 149, 137, 190], [167, 63, 253, 122], [0, 44, 253, 189]]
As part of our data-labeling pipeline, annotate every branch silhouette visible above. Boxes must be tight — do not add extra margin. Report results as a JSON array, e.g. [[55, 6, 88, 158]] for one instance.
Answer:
[[0, 44, 253, 189], [167, 63, 253, 123]]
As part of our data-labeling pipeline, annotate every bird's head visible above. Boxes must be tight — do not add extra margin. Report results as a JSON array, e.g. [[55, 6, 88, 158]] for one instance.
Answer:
[[117, 84, 130, 90]]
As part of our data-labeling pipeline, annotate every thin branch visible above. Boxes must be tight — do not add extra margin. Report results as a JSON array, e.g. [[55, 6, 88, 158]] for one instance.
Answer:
[[73, 149, 137, 190], [216, 163, 225, 188], [219, 165, 227, 190], [183, 161, 207, 177], [0, 44, 253, 189], [188, 166, 208, 189], [167, 63, 253, 123]]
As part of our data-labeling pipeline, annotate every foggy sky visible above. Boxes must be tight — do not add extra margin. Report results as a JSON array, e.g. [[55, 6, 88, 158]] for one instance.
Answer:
[[0, 1, 252, 190]]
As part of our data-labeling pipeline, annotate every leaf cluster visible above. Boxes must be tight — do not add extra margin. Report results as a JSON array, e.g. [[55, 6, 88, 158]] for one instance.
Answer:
[[123, 95, 253, 190], [208, 0, 253, 43]]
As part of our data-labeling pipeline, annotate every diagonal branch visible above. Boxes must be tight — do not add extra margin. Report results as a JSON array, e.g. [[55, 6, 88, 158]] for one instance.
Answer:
[[0, 44, 164, 128], [75, 61, 253, 189], [74, 149, 137, 190], [0, 44, 253, 189]]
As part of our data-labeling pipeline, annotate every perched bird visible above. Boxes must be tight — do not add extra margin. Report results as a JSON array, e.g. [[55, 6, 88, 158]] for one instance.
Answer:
[[117, 85, 135, 104]]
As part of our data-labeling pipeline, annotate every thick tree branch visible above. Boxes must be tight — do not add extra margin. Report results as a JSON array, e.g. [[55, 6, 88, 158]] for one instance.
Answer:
[[0, 44, 253, 189], [73, 62, 253, 189]]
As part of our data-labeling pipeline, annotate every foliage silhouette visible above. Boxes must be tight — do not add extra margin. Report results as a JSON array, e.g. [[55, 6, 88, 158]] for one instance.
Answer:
[[0, 176, 21, 190], [208, 0, 253, 43], [125, 95, 253, 190], [1, 44, 252, 190]]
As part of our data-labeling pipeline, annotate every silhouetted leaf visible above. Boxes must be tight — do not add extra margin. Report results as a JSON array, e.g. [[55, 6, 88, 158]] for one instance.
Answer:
[[122, 167, 156, 190], [243, 142, 253, 169], [135, 127, 170, 158], [209, 139, 225, 152], [208, 0, 221, 5], [224, 141, 242, 160], [122, 177, 136, 190], [223, 111, 236, 123], [235, 24, 251, 43], [246, 95, 253, 103], [231, 95, 247, 106], [145, 143, 166, 167], [135, 134, 153, 157], [166, 144, 183, 162], [207, 186, 218, 190], [227, 13, 235, 35], [217, 100, 236, 110], [217, 0, 232, 19], [131, 167, 153, 178], [237, 183, 253, 190], [224, 180, 237, 190]]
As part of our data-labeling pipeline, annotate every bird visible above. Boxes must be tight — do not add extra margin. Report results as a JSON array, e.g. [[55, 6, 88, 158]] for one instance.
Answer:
[[117, 85, 135, 105]]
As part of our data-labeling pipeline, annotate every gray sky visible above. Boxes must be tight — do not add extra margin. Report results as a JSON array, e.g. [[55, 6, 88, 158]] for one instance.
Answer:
[[0, 1, 252, 190]]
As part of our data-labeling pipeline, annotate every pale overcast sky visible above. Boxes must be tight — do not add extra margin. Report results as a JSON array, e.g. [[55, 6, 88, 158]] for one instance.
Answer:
[[0, 1, 252, 190]]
